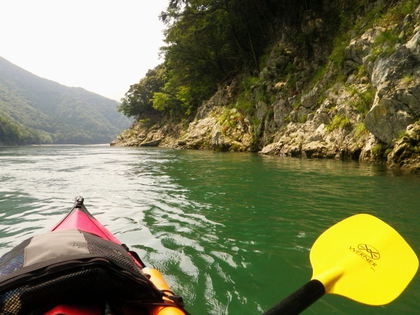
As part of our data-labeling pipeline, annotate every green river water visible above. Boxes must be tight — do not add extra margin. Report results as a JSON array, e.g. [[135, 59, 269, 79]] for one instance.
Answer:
[[0, 145, 419, 314]]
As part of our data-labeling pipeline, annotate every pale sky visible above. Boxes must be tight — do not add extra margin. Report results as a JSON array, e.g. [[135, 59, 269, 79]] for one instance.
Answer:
[[0, 0, 169, 101]]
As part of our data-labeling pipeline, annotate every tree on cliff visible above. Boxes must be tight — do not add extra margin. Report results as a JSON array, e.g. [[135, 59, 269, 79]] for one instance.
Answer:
[[118, 65, 166, 118], [118, 0, 383, 121], [119, 0, 324, 120]]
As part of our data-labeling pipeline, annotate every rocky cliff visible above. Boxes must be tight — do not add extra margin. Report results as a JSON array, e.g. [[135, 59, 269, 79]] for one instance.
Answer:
[[112, 2, 420, 174]]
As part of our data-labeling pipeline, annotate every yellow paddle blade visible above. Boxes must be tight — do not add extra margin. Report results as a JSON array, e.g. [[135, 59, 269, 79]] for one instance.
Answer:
[[310, 214, 418, 306]]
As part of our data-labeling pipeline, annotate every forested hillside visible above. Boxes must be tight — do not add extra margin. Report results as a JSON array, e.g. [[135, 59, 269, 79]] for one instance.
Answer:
[[0, 57, 130, 145], [115, 0, 420, 173]]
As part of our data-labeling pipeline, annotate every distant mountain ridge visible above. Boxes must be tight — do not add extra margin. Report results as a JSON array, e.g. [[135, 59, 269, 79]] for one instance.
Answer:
[[0, 56, 131, 145]]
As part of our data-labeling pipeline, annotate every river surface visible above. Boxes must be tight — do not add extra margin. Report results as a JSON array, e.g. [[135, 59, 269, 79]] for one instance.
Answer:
[[0, 145, 419, 315]]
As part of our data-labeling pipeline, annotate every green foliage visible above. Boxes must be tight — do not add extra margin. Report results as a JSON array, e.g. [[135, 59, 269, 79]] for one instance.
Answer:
[[309, 0, 416, 91], [299, 114, 308, 124], [349, 85, 375, 115], [152, 92, 171, 112], [328, 32, 350, 73], [243, 76, 259, 93], [373, 29, 400, 57], [235, 76, 258, 115], [219, 108, 243, 132], [380, 0, 419, 24], [308, 0, 378, 89], [375, 29, 400, 46], [235, 99, 254, 115], [155, 0, 311, 119], [284, 64, 299, 92], [372, 143, 385, 158], [398, 130, 410, 139], [353, 122, 368, 139], [119, 66, 166, 118], [366, 0, 419, 62], [292, 100, 302, 109], [327, 115, 351, 132], [119, 63, 200, 119], [235, 75, 276, 117], [401, 74, 415, 85], [368, 30, 399, 61], [358, 87, 375, 113], [175, 85, 195, 115]]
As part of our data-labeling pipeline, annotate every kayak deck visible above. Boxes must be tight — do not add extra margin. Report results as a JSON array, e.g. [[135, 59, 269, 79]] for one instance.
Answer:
[[45, 197, 186, 315], [51, 196, 122, 244]]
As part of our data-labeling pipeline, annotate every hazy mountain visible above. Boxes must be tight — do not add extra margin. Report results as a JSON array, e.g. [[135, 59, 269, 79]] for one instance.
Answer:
[[0, 56, 131, 145]]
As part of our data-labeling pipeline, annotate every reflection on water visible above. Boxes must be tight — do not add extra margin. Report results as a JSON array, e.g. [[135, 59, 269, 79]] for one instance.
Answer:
[[0, 146, 419, 314]]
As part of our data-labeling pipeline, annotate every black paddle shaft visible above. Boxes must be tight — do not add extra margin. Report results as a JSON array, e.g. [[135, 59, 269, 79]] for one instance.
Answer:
[[262, 279, 326, 315]]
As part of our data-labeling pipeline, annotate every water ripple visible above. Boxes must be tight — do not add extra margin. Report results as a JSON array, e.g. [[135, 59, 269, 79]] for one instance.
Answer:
[[0, 146, 419, 314]]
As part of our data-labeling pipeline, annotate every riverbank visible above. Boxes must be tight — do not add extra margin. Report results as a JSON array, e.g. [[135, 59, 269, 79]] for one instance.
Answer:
[[112, 2, 420, 175]]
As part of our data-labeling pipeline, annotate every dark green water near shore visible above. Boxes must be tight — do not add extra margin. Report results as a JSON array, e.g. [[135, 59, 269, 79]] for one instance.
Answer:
[[0, 145, 419, 314]]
